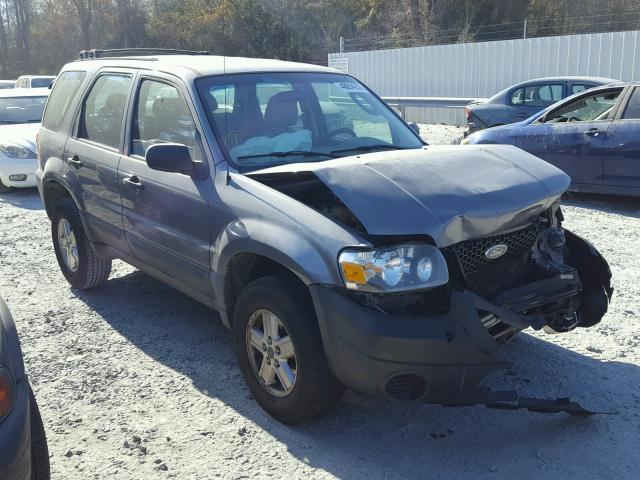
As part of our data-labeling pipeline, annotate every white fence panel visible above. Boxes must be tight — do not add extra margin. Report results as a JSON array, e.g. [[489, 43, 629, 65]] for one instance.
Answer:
[[329, 30, 640, 124]]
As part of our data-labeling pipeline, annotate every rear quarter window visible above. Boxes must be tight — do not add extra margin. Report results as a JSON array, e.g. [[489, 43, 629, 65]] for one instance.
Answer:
[[42, 71, 87, 131]]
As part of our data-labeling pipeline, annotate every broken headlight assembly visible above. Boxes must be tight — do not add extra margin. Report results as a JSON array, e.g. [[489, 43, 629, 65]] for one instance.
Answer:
[[338, 244, 449, 293]]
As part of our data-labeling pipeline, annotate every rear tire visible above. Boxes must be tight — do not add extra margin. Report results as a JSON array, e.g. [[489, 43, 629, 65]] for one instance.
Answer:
[[29, 386, 50, 480], [51, 197, 111, 289], [232, 275, 344, 424]]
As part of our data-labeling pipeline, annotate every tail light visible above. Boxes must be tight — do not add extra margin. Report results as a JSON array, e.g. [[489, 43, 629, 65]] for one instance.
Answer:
[[0, 367, 14, 420], [465, 107, 472, 120]]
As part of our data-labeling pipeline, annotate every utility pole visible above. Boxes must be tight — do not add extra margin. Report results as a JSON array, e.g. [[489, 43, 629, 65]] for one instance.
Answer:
[[339, 36, 344, 53], [523, 19, 528, 39]]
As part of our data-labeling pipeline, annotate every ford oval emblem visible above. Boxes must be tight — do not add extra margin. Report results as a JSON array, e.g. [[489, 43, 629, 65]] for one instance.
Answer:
[[485, 244, 508, 260]]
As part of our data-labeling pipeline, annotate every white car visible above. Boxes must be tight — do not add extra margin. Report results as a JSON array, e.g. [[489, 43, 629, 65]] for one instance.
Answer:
[[0, 88, 49, 192], [14, 75, 56, 89]]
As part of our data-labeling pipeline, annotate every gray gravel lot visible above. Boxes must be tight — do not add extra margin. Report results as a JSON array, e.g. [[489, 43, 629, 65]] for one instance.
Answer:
[[1, 184, 639, 479]]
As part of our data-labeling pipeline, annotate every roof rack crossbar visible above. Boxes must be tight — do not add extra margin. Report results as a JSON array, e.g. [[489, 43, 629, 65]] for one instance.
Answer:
[[78, 48, 210, 60]]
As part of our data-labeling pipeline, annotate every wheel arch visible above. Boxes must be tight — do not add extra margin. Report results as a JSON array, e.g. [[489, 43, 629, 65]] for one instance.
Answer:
[[222, 251, 313, 328]]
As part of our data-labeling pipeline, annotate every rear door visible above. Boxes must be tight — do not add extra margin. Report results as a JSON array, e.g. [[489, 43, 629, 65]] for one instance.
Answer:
[[515, 87, 624, 186], [118, 74, 214, 298], [64, 70, 134, 252], [602, 86, 640, 189]]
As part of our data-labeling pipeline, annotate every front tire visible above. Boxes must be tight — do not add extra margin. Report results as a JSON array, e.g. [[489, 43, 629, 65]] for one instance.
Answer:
[[0, 179, 11, 193], [232, 275, 344, 424], [51, 197, 111, 289], [29, 386, 50, 480]]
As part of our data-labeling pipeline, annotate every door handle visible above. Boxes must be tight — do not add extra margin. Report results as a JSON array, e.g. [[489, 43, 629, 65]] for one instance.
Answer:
[[584, 128, 603, 137], [67, 155, 83, 167], [122, 176, 143, 189]]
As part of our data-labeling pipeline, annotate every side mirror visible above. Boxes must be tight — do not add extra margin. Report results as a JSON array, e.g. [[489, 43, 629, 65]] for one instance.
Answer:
[[409, 122, 420, 135], [145, 143, 194, 175]]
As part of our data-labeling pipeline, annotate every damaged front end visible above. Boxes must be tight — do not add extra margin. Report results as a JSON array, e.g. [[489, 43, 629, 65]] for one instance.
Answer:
[[309, 212, 613, 413], [247, 147, 613, 414]]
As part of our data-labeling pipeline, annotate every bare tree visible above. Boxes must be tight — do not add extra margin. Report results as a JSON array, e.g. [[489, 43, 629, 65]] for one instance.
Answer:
[[71, 0, 94, 48]]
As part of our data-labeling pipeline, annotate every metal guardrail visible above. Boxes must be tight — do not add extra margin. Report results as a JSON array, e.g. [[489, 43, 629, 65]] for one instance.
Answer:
[[382, 96, 487, 118]]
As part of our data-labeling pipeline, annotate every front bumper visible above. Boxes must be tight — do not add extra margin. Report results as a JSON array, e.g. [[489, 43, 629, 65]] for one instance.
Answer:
[[310, 232, 612, 403], [0, 378, 31, 480], [311, 286, 508, 402], [0, 156, 38, 188]]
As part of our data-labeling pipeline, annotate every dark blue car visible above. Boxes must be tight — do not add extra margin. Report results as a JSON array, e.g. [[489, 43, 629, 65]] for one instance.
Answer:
[[0, 296, 49, 480], [464, 82, 640, 197], [465, 76, 617, 133]]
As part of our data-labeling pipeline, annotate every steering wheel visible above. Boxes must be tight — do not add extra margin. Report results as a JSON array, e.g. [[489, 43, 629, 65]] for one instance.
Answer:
[[225, 130, 251, 149], [568, 116, 581, 123], [328, 128, 357, 140]]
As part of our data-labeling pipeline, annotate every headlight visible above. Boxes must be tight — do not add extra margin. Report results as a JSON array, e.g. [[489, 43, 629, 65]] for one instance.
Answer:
[[461, 137, 472, 145], [0, 144, 36, 159], [338, 244, 449, 292], [0, 366, 15, 421]]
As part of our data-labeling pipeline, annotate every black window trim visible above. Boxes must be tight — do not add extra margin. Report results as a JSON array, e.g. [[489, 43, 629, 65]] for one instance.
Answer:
[[72, 68, 136, 154]]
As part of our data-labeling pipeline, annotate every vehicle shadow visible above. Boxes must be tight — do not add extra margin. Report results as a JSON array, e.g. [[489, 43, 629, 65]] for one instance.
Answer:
[[74, 268, 640, 479], [0, 188, 43, 211], [562, 191, 640, 218]]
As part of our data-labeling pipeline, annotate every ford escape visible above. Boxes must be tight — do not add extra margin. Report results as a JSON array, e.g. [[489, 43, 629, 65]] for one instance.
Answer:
[[36, 49, 612, 423]]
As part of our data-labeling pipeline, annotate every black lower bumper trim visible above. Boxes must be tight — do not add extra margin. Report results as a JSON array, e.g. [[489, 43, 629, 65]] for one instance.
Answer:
[[443, 389, 613, 416]]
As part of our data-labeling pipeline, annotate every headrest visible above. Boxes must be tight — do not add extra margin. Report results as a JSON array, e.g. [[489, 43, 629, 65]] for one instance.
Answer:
[[264, 91, 299, 128]]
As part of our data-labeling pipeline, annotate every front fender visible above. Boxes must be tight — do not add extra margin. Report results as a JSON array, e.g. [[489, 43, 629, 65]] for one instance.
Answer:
[[212, 217, 342, 287]]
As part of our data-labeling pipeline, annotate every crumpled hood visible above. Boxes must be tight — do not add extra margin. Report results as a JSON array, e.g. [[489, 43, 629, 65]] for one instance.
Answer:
[[0, 122, 40, 152], [249, 144, 570, 247]]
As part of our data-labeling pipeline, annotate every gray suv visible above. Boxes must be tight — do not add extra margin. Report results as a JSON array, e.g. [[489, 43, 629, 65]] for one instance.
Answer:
[[37, 49, 612, 423]]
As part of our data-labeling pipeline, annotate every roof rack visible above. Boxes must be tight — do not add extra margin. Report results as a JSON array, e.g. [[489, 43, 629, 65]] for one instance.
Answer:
[[78, 48, 210, 60]]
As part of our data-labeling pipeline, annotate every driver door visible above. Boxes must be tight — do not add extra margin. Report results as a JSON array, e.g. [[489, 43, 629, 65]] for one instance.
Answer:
[[516, 88, 623, 186], [119, 75, 214, 299]]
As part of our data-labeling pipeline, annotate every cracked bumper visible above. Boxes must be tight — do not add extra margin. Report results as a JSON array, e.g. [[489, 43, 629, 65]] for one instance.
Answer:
[[310, 286, 507, 402]]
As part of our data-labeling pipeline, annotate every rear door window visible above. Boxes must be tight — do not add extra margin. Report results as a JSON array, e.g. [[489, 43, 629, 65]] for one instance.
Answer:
[[621, 88, 640, 120], [78, 74, 132, 149], [511, 84, 563, 107], [42, 71, 87, 131], [570, 83, 594, 95]]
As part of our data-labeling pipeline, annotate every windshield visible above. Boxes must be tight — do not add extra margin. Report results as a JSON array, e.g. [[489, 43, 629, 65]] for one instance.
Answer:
[[196, 72, 422, 171], [0, 96, 47, 124]]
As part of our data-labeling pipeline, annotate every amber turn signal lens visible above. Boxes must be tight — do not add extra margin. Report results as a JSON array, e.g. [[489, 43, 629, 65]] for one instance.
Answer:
[[340, 262, 367, 284]]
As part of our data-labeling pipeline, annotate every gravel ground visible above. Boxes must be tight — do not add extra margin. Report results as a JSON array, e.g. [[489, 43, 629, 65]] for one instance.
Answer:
[[1, 173, 639, 478]]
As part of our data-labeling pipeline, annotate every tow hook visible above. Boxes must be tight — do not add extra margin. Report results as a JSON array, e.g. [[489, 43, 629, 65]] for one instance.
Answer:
[[442, 389, 615, 416]]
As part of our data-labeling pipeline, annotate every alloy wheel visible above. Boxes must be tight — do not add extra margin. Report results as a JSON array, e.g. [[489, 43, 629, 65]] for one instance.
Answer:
[[57, 218, 79, 272], [246, 309, 297, 397]]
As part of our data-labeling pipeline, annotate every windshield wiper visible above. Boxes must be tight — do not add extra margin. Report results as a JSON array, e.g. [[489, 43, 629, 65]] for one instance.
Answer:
[[330, 144, 411, 155], [236, 150, 337, 160]]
